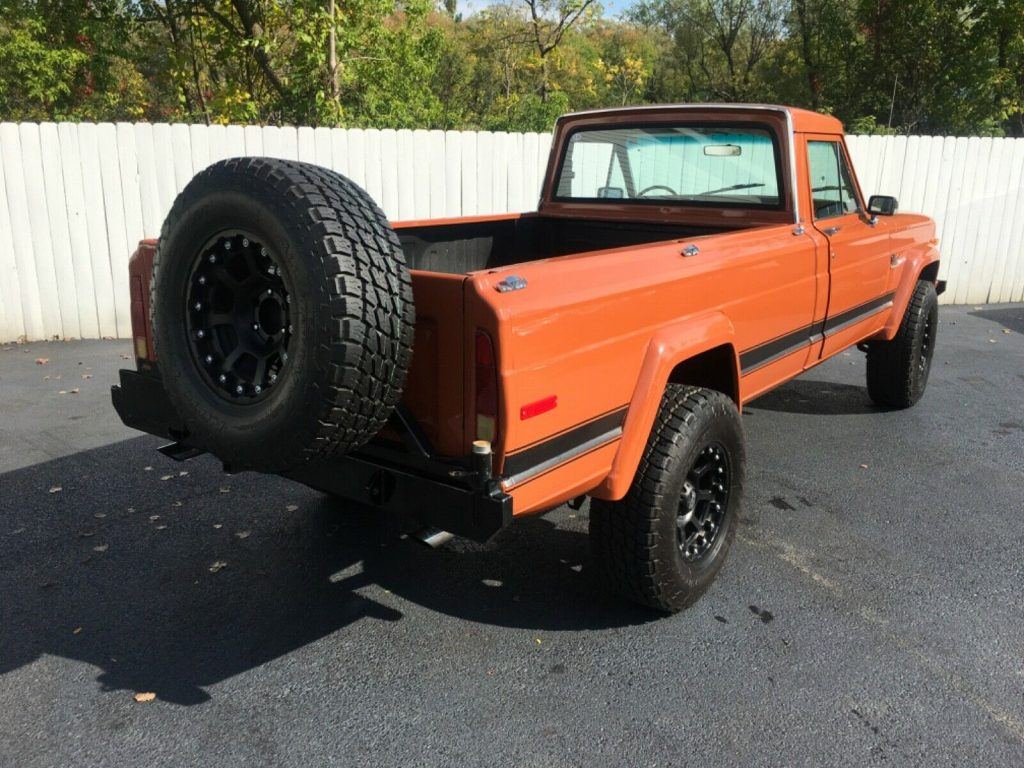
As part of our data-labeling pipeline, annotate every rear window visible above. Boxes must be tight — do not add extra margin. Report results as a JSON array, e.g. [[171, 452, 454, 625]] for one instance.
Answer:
[[554, 124, 783, 209]]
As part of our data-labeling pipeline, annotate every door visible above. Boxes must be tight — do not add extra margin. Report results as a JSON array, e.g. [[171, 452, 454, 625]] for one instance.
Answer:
[[804, 136, 892, 357]]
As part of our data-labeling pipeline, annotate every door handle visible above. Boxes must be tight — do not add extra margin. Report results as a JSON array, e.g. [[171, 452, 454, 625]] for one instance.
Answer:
[[823, 225, 842, 236]]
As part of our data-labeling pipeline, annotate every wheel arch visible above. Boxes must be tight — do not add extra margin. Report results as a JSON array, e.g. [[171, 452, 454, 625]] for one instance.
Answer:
[[590, 311, 739, 501], [879, 243, 941, 341]]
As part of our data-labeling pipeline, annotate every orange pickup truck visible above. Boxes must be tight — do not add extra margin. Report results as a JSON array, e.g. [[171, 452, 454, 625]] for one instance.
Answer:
[[112, 104, 942, 612]]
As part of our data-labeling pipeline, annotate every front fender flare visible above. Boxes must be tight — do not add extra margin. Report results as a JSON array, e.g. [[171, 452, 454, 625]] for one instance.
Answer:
[[590, 311, 737, 501]]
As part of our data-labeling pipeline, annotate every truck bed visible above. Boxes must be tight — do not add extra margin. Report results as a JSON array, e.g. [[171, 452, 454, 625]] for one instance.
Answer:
[[392, 213, 754, 459], [395, 212, 737, 274]]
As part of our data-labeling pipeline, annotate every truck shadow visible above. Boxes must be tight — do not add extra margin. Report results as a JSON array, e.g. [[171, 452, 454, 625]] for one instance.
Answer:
[[748, 378, 882, 416], [970, 306, 1024, 335], [0, 437, 655, 706]]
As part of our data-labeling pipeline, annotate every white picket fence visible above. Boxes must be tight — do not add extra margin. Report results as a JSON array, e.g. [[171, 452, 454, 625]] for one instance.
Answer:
[[0, 122, 1022, 342]]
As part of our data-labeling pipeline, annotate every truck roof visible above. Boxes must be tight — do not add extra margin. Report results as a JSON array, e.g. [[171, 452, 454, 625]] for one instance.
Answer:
[[559, 103, 845, 134]]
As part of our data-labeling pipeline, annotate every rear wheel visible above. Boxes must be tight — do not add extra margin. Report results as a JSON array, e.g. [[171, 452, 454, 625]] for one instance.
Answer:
[[151, 157, 415, 473], [589, 386, 745, 613], [866, 280, 938, 409]]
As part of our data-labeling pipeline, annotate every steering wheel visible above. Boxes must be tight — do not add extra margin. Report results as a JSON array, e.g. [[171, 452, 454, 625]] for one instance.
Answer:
[[636, 184, 679, 198]]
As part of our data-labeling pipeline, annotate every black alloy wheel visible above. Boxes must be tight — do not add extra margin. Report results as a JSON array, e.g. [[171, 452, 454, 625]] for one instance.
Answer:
[[186, 232, 292, 403], [677, 443, 731, 562]]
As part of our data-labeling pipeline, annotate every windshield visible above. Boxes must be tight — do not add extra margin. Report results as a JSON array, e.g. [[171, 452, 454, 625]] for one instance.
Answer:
[[554, 124, 782, 208]]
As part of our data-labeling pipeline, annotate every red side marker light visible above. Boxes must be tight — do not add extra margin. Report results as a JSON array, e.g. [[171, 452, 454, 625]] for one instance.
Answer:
[[520, 395, 557, 420]]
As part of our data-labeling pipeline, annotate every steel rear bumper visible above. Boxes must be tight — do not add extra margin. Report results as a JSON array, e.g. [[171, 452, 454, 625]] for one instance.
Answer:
[[110, 369, 512, 542]]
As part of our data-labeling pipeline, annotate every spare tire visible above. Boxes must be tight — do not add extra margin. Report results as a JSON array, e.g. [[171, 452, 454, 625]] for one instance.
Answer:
[[150, 157, 414, 473]]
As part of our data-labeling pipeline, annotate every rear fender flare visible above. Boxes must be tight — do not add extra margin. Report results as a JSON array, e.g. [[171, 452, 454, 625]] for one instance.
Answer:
[[591, 311, 737, 501]]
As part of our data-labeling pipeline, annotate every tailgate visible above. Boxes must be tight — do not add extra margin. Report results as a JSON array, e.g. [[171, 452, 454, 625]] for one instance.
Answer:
[[399, 271, 468, 457]]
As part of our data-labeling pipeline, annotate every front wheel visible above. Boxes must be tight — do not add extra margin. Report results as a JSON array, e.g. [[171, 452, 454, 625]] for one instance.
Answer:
[[589, 386, 745, 613], [866, 280, 938, 409]]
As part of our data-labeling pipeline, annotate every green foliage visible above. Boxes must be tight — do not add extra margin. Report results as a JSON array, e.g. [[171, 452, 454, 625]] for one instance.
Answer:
[[0, 0, 1021, 136]]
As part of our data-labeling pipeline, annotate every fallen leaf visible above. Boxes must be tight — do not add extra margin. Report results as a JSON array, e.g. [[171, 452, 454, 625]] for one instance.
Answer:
[[81, 373, 93, 380], [149, 515, 160, 521], [69, 388, 80, 394], [143, 466, 153, 471], [72, 627, 82, 634], [286, 504, 298, 512], [235, 530, 251, 539], [172, 501, 182, 507], [218, 486, 231, 493], [58, 390, 67, 395], [989, 339, 997, 344], [78, 531, 95, 538], [93, 544, 108, 552], [213, 524, 223, 529], [1003, 329, 1011, 334], [535, 637, 542, 645], [209, 560, 228, 573], [155, 525, 167, 530], [133, 692, 156, 703], [160, 475, 173, 481], [94, 512, 106, 518], [859, 464, 869, 469], [48, 486, 62, 494], [35, 358, 49, 365], [43, 375, 50, 380]]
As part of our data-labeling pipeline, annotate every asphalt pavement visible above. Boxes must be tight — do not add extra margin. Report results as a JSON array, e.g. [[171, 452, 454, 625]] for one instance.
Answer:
[[1, 303, 1023, 767]]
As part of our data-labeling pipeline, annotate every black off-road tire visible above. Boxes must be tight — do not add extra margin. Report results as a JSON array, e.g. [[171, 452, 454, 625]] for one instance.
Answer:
[[590, 386, 745, 613], [866, 280, 938, 409], [151, 157, 414, 473]]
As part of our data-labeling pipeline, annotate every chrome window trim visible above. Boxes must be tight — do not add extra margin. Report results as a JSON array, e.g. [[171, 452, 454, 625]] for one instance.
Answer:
[[555, 104, 802, 226]]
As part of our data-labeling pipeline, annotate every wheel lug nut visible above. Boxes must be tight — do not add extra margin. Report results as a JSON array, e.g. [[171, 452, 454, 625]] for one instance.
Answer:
[[196, 329, 205, 339], [254, 385, 262, 394], [235, 385, 244, 394], [242, 238, 249, 247], [194, 301, 202, 311], [269, 373, 278, 382], [260, 248, 267, 256], [218, 374, 227, 383], [209, 255, 217, 264], [288, 324, 293, 333], [205, 355, 213, 364], [224, 240, 232, 250], [252, 323, 260, 331], [198, 276, 206, 285]]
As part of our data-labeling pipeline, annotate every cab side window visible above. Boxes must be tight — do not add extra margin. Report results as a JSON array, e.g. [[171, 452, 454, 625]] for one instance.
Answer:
[[807, 141, 859, 219]]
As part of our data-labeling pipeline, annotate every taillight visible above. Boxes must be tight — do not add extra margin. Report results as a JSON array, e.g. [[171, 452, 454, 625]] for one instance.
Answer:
[[475, 329, 499, 443]]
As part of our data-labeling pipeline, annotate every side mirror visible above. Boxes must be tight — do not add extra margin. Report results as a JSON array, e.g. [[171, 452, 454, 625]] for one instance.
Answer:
[[868, 195, 898, 216]]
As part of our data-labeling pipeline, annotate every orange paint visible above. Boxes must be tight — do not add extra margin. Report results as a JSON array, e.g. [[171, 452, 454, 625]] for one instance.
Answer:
[[127, 105, 939, 521]]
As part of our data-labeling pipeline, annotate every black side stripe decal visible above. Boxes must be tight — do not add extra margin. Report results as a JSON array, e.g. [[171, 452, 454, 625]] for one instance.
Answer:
[[740, 292, 895, 375], [499, 291, 895, 482], [503, 406, 628, 479], [822, 292, 895, 334]]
